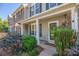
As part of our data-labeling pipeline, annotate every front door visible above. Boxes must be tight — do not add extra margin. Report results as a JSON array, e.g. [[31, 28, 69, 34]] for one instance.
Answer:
[[31, 23, 36, 36], [48, 21, 59, 44]]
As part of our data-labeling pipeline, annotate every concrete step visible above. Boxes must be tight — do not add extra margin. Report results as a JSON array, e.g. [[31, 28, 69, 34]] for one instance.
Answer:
[[39, 44, 56, 56]]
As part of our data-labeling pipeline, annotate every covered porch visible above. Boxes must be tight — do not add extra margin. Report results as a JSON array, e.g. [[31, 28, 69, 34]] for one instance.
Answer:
[[19, 7, 79, 45]]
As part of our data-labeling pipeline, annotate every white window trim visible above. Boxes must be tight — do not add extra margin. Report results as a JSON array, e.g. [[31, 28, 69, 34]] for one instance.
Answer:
[[48, 20, 59, 42]]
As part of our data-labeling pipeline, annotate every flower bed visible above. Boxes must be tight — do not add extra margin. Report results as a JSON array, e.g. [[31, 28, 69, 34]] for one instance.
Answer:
[[0, 32, 43, 56]]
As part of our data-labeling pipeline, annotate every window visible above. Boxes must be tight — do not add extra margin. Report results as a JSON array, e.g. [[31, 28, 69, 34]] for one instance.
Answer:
[[30, 5, 34, 16], [16, 11, 22, 20], [35, 3, 42, 14], [21, 8, 24, 19], [46, 3, 49, 10], [46, 3, 61, 10], [50, 3, 57, 8], [57, 3, 62, 5], [13, 15, 15, 23], [39, 24, 42, 37]]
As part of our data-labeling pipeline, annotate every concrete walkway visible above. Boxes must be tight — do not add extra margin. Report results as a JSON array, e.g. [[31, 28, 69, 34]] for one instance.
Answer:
[[39, 43, 57, 56]]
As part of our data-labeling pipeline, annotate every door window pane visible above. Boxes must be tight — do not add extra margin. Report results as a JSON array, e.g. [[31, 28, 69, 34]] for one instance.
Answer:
[[31, 24, 36, 36], [50, 23, 57, 40]]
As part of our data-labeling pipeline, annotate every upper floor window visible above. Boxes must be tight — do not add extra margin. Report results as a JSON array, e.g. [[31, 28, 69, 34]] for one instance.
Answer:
[[50, 3, 57, 8], [16, 11, 22, 19], [46, 3, 62, 10], [57, 3, 62, 5], [30, 5, 34, 16], [13, 15, 15, 23], [35, 3, 42, 14], [46, 3, 57, 10], [21, 8, 24, 17]]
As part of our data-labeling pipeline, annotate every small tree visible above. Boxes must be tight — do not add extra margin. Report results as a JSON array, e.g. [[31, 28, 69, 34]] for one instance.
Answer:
[[53, 27, 73, 55], [3, 20, 9, 32]]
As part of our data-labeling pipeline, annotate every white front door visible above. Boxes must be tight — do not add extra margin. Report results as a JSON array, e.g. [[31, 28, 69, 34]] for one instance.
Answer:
[[48, 21, 59, 44]]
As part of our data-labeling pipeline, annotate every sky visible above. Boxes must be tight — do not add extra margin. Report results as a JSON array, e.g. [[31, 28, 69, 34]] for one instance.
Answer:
[[0, 3, 21, 20]]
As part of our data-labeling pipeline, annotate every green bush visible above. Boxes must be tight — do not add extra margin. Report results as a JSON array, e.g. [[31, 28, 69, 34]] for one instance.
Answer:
[[52, 27, 73, 55], [28, 49, 39, 56], [22, 35, 37, 52]]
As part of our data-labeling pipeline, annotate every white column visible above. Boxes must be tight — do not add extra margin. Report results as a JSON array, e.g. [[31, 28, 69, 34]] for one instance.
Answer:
[[71, 7, 78, 32], [20, 24, 24, 35], [36, 19, 40, 45]]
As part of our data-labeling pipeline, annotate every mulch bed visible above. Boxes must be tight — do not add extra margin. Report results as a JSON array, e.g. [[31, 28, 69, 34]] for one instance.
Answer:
[[0, 46, 12, 56], [0, 32, 44, 56], [0, 43, 44, 56]]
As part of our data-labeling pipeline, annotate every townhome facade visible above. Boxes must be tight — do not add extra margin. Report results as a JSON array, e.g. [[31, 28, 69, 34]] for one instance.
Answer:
[[8, 3, 79, 45]]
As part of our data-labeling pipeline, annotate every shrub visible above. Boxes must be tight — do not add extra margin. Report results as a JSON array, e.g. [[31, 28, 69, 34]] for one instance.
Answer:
[[22, 35, 37, 52], [52, 27, 73, 55], [28, 49, 39, 56]]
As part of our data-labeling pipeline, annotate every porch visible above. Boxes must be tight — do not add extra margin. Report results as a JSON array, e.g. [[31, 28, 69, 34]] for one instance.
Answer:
[[21, 11, 72, 45], [16, 6, 79, 45]]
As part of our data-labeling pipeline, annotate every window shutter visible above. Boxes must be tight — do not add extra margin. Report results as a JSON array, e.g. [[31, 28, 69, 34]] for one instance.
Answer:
[[40, 3, 42, 12]]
